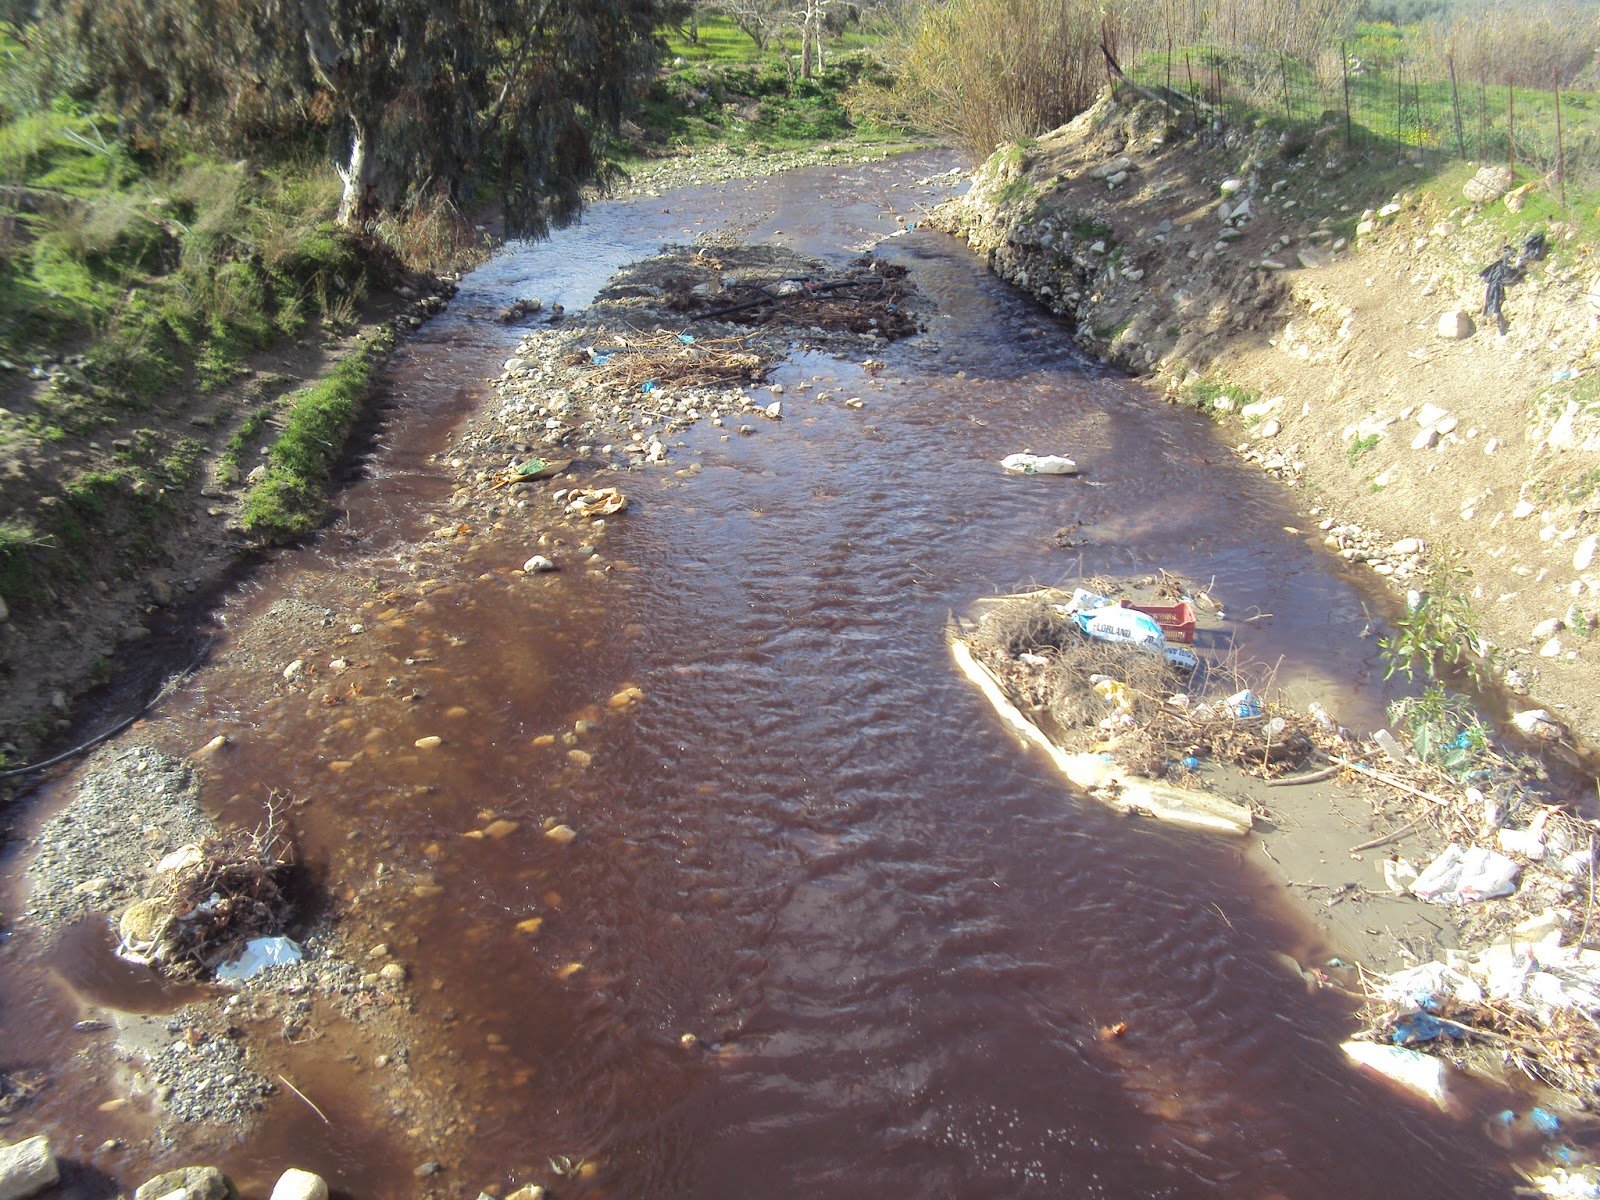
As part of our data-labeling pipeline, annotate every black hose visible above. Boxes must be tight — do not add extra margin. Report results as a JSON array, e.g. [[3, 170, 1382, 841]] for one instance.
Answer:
[[0, 641, 213, 780]]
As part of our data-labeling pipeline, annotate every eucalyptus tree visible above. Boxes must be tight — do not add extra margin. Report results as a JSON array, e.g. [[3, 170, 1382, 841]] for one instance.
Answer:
[[65, 0, 661, 234]]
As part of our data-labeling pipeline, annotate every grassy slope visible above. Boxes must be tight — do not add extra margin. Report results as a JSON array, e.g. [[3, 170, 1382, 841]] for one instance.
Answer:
[[613, 13, 912, 162], [0, 28, 392, 617]]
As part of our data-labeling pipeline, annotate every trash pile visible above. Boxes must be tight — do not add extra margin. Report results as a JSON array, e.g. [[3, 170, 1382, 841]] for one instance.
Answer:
[[959, 576, 1322, 794], [1316, 684, 1600, 1124], [116, 821, 295, 981], [574, 330, 768, 393]]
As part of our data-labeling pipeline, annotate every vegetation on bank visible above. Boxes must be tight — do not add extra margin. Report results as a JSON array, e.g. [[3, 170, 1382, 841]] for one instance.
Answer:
[[0, 0, 671, 625], [240, 331, 390, 543]]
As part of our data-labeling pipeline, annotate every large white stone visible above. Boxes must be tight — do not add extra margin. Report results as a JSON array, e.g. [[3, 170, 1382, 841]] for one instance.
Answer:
[[1416, 402, 1449, 428], [1574, 534, 1598, 573], [269, 1169, 328, 1200], [0, 1136, 58, 1200], [1437, 310, 1475, 340]]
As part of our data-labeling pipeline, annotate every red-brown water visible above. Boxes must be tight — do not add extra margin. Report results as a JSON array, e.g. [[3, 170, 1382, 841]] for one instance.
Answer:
[[2, 152, 1518, 1198]]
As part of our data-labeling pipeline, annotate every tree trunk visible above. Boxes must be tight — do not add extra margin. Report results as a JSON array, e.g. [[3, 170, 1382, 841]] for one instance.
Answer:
[[335, 122, 380, 228]]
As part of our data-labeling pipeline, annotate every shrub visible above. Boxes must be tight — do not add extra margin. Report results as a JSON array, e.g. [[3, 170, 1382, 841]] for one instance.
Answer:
[[878, 0, 1120, 157]]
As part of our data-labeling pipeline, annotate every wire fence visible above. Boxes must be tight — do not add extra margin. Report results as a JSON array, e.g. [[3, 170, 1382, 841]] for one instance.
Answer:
[[1127, 33, 1599, 206]]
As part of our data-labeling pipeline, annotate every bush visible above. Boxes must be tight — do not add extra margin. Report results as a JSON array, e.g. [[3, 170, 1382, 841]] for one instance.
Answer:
[[877, 0, 1117, 157]]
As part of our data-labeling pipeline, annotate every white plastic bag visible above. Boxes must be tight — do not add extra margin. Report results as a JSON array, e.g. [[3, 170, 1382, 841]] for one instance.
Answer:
[[1002, 452, 1079, 476], [216, 935, 303, 983], [1410, 843, 1520, 904], [1075, 605, 1165, 650]]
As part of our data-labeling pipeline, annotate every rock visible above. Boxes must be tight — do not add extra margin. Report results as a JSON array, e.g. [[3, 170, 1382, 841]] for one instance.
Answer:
[[134, 1167, 238, 1200], [1435, 416, 1458, 436], [1391, 537, 1422, 556], [282, 660, 304, 682], [0, 1136, 57, 1200], [545, 824, 578, 844], [1219, 177, 1244, 195], [1241, 396, 1282, 420], [1437, 310, 1475, 340], [1378, 202, 1401, 218], [765, 401, 782, 419], [1539, 636, 1564, 658], [1416, 402, 1449, 428], [506, 1187, 546, 1200], [0, 595, 8, 623], [1513, 500, 1536, 519], [523, 555, 556, 573], [269, 1170, 328, 1200], [379, 962, 407, 984], [1257, 419, 1281, 438], [413, 1163, 442, 1179], [414, 735, 442, 750], [1411, 427, 1440, 451], [1532, 617, 1565, 641], [1574, 534, 1597, 572], [1512, 709, 1564, 741], [1463, 165, 1514, 204]]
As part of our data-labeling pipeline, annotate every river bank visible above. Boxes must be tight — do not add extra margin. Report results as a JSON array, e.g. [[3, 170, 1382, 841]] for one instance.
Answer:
[[932, 87, 1600, 757]]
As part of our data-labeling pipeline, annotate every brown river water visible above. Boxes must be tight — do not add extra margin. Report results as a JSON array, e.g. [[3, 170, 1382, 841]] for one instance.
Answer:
[[1, 151, 1522, 1198]]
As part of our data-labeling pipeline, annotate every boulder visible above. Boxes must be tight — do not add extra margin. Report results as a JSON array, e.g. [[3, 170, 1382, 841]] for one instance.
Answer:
[[0, 1135, 58, 1200], [1462, 165, 1513, 204], [134, 1167, 239, 1200], [1437, 310, 1475, 340], [269, 1170, 328, 1200]]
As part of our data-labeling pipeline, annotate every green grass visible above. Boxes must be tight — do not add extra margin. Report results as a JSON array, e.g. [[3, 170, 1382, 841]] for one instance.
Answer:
[[240, 331, 391, 542], [1347, 433, 1381, 465], [618, 15, 901, 158], [1181, 375, 1259, 419], [0, 99, 369, 412]]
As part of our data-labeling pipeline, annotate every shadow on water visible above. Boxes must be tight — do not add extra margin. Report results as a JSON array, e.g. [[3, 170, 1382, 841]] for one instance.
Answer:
[[0, 152, 1521, 1198]]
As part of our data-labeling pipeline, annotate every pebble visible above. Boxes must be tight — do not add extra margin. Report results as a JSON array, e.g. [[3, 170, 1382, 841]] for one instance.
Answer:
[[414, 735, 442, 750], [545, 824, 578, 844], [379, 963, 407, 984], [414, 1163, 442, 1179], [523, 554, 557, 573]]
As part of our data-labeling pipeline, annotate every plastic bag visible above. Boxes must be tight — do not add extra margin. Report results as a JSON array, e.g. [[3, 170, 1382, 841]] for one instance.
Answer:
[[1075, 606, 1165, 650], [216, 936, 303, 983], [1410, 843, 1520, 904], [1002, 453, 1079, 476]]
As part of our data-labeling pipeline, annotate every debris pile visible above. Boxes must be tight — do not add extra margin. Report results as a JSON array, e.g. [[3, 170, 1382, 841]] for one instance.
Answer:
[[960, 576, 1319, 791], [117, 817, 294, 980]]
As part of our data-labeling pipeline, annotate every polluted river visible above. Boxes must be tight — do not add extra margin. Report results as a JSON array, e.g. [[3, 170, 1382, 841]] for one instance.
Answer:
[[0, 151, 1530, 1198]]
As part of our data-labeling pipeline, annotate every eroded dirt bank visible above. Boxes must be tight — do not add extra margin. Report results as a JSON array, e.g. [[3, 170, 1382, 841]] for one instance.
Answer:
[[934, 88, 1600, 752]]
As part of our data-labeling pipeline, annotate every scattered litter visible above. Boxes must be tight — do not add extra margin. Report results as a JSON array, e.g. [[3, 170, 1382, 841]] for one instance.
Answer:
[[1342, 1040, 1451, 1108], [563, 487, 628, 517], [1002, 452, 1080, 476], [1409, 843, 1520, 904]]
